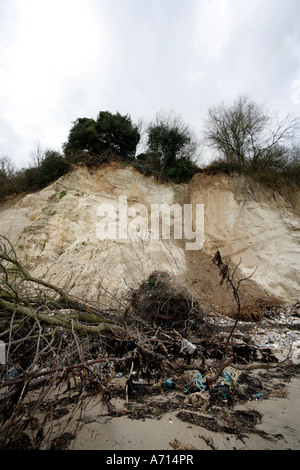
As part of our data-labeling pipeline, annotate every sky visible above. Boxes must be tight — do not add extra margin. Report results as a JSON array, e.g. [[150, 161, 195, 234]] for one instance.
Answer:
[[0, 0, 300, 167]]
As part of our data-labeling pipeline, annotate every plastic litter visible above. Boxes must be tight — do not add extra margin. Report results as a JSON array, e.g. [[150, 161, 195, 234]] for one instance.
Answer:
[[222, 370, 235, 387], [209, 370, 238, 404], [183, 373, 206, 394], [180, 339, 197, 355], [209, 383, 232, 403], [8, 367, 18, 380], [163, 379, 176, 389]]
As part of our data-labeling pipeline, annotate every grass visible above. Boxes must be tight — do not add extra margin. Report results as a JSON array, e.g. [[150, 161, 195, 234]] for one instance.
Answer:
[[59, 190, 67, 200]]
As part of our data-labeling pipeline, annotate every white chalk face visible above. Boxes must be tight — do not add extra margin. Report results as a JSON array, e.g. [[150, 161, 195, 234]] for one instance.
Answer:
[[96, 197, 205, 251]]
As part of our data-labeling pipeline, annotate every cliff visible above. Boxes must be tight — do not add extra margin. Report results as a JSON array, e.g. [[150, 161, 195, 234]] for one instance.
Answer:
[[0, 162, 299, 312]]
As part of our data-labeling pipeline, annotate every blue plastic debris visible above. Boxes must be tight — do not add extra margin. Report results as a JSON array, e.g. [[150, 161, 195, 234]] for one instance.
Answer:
[[252, 393, 264, 399], [163, 379, 175, 389], [8, 367, 18, 380], [183, 373, 206, 394]]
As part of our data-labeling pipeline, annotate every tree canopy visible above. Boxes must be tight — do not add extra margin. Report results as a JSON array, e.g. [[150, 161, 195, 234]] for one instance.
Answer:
[[139, 112, 199, 181], [64, 111, 140, 162], [202, 94, 298, 169], [0, 97, 299, 200]]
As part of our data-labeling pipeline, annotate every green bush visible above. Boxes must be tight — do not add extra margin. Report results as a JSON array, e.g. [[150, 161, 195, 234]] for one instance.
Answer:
[[133, 153, 199, 184], [145, 113, 198, 181], [203, 155, 300, 191], [203, 159, 243, 175], [0, 149, 70, 199], [37, 151, 70, 188], [163, 157, 199, 183], [64, 111, 140, 163]]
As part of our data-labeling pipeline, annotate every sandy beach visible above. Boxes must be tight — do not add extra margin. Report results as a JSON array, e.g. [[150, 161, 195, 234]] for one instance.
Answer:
[[68, 372, 300, 451], [2, 301, 300, 452]]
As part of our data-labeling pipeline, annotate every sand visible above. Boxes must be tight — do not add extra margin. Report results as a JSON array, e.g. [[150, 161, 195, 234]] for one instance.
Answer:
[[65, 374, 300, 451], [1, 164, 300, 452], [0, 164, 299, 309], [51, 309, 300, 451]]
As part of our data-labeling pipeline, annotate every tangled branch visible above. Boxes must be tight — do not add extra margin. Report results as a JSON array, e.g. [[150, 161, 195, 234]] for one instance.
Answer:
[[0, 238, 297, 450], [212, 250, 258, 342], [0, 235, 123, 336]]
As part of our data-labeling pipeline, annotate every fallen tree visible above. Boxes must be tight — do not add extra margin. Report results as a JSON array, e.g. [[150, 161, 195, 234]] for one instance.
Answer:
[[0, 235, 123, 335], [0, 235, 298, 450]]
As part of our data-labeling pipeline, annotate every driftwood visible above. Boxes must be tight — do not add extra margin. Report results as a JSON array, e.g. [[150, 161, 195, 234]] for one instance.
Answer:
[[212, 250, 258, 342], [0, 236, 297, 450], [0, 235, 123, 336]]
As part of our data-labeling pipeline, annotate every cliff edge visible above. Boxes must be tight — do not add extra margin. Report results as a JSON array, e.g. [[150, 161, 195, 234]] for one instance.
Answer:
[[0, 162, 299, 311]]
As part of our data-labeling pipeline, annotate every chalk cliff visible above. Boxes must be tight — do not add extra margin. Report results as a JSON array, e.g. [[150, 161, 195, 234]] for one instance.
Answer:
[[0, 162, 299, 311]]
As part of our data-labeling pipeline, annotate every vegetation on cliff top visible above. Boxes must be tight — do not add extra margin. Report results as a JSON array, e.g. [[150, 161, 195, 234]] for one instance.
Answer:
[[0, 95, 299, 200]]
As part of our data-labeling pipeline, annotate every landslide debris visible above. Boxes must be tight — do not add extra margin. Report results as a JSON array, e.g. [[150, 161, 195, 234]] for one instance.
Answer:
[[1, 237, 299, 450]]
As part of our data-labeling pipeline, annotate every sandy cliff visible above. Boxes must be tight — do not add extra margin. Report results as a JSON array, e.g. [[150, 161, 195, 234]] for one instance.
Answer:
[[190, 172, 300, 303], [0, 162, 299, 310]]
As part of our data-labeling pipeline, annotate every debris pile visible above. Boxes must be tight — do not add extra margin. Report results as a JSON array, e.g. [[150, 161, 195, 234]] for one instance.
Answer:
[[130, 271, 214, 337], [1, 238, 300, 449]]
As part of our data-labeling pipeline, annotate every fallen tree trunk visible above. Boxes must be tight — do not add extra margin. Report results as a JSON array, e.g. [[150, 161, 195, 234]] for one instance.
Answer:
[[0, 297, 123, 335], [0, 235, 124, 336]]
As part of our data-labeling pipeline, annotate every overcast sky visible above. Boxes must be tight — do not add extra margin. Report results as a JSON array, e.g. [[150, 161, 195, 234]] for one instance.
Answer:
[[0, 0, 300, 167]]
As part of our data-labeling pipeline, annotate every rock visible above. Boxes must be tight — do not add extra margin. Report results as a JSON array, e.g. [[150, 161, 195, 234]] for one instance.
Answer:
[[0, 162, 299, 309]]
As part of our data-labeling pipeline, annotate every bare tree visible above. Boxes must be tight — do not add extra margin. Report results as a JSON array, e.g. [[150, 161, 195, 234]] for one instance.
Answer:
[[202, 94, 299, 168], [212, 250, 257, 343], [0, 235, 123, 335], [29, 140, 45, 168], [0, 157, 15, 177], [0, 157, 16, 199]]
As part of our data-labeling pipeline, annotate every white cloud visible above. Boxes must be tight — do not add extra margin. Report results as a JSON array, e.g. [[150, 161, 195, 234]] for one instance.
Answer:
[[195, 0, 234, 59], [0, 0, 299, 166], [0, 0, 111, 164]]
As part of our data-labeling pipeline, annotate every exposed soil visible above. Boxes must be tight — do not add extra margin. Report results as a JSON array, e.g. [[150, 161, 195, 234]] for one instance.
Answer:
[[176, 246, 281, 317]]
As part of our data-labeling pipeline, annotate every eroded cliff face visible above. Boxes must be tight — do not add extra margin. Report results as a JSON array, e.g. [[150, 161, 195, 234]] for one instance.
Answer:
[[189, 173, 300, 303], [0, 162, 299, 309]]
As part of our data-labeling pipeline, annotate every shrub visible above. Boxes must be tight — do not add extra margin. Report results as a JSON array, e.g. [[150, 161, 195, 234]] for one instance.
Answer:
[[63, 111, 140, 163], [0, 157, 16, 199], [203, 159, 243, 175], [145, 112, 198, 180], [203, 154, 300, 191], [163, 157, 199, 183], [202, 94, 298, 168], [37, 151, 70, 188]]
